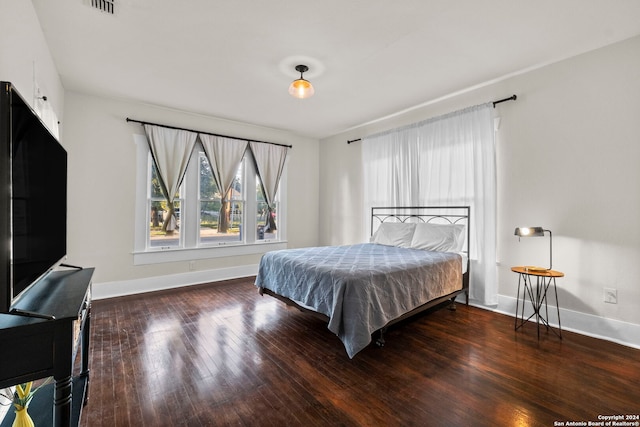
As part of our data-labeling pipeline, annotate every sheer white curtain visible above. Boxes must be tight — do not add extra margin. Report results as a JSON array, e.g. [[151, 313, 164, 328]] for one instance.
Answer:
[[250, 142, 288, 231], [199, 134, 248, 232], [362, 103, 497, 305], [144, 124, 198, 230]]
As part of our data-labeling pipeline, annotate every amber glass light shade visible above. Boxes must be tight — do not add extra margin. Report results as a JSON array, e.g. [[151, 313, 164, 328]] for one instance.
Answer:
[[288, 78, 314, 99], [288, 64, 314, 99]]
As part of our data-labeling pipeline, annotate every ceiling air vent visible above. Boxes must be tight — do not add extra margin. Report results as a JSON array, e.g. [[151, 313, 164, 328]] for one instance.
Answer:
[[90, 0, 114, 14]]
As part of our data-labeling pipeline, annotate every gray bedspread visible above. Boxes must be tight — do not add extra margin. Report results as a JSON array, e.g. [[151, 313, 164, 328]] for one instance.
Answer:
[[255, 243, 462, 358]]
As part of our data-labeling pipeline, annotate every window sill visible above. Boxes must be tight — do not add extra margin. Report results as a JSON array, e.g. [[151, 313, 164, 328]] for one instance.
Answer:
[[132, 241, 288, 265]]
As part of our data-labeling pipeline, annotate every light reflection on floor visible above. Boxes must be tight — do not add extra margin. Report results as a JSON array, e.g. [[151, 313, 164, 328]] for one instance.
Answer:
[[139, 296, 285, 406]]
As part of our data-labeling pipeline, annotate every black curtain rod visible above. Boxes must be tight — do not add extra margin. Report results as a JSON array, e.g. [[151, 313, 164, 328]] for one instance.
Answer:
[[492, 94, 517, 107], [347, 94, 517, 144], [125, 117, 293, 149]]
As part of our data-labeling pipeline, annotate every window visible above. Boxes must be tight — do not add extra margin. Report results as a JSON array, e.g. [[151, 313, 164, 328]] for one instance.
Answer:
[[362, 103, 496, 305], [133, 134, 287, 265]]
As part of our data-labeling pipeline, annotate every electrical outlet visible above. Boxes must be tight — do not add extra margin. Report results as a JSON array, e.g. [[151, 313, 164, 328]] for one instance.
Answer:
[[188, 261, 196, 271], [604, 288, 617, 304]]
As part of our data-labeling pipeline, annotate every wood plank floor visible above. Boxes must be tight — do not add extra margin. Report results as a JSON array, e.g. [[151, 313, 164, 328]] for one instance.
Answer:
[[80, 277, 640, 426]]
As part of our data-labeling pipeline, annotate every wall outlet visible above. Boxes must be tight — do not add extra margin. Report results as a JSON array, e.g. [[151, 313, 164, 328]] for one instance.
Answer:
[[604, 288, 617, 304], [188, 261, 196, 271]]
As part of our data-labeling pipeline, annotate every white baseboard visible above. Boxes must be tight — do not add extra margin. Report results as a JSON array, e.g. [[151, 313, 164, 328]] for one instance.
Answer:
[[91, 264, 259, 300], [475, 294, 640, 350]]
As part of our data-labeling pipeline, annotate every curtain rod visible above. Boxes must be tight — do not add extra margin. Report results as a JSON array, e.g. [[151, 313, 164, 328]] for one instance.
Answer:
[[346, 94, 517, 144], [492, 94, 517, 107], [125, 117, 293, 149]]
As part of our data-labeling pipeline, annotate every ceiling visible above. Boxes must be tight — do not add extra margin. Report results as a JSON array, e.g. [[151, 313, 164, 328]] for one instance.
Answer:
[[32, 0, 640, 140]]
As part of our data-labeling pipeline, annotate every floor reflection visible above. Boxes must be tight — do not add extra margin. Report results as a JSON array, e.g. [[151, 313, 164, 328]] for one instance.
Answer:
[[138, 295, 286, 409]]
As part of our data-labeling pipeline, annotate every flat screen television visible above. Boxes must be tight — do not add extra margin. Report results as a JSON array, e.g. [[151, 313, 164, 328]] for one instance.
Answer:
[[0, 81, 67, 314]]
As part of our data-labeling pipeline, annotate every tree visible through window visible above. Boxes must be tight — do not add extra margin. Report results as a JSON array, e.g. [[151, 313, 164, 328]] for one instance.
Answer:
[[198, 153, 243, 244], [144, 147, 281, 250], [148, 161, 182, 248], [138, 120, 288, 255]]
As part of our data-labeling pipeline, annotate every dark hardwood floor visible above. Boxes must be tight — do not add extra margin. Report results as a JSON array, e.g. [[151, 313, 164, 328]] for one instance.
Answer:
[[81, 277, 640, 426]]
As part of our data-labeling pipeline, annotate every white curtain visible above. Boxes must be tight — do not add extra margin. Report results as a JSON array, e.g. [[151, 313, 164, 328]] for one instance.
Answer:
[[250, 142, 288, 231], [144, 124, 198, 229], [362, 103, 497, 305], [199, 134, 248, 232]]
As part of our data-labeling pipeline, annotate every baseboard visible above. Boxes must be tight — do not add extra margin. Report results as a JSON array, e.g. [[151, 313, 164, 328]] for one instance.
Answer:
[[91, 264, 259, 300], [475, 294, 640, 350]]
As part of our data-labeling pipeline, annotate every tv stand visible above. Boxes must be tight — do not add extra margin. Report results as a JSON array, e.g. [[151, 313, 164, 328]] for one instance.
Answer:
[[8, 308, 56, 320], [0, 267, 93, 427]]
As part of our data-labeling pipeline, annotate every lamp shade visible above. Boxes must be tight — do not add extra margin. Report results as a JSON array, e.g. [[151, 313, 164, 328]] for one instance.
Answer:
[[288, 78, 314, 99], [288, 64, 314, 99], [514, 227, 545, 237]]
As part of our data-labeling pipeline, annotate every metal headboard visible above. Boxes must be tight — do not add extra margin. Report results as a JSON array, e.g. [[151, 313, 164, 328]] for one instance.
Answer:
[[371, 206, 471, 256]]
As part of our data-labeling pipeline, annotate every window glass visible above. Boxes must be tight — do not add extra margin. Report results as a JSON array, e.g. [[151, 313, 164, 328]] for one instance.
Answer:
[[256, 177, 277, 240], [198, 153, 243, 245], [148, 161, 181, 248]]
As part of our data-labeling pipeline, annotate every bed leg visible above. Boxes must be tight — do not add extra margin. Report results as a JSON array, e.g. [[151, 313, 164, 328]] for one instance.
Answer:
[[376, 327, 387, 347]]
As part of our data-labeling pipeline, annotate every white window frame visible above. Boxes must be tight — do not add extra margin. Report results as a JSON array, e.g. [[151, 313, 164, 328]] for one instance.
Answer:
[[133, 134, 287, 265]]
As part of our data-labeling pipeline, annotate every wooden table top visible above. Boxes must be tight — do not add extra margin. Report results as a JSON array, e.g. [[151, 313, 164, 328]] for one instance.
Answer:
[[511, 266, 564, 277]]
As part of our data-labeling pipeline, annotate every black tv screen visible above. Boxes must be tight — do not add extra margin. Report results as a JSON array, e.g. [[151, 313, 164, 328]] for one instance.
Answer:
[[0, 82, 67, 311]]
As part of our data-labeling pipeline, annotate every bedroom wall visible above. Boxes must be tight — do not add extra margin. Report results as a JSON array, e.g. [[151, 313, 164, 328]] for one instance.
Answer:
[[62, 92, 320, 295], [319, 35, 640, 347], [0, 0, 65, 123]]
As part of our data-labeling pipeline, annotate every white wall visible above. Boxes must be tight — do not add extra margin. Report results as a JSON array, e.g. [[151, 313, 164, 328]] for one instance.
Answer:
[[62, 92, 320, 295], [0, 0, 64, 123], [320, 35, 640, 346]]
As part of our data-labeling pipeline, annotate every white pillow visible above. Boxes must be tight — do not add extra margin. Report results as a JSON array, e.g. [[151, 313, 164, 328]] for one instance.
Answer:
[[410, 223, 465, 252], [371, 222, 416, 247]]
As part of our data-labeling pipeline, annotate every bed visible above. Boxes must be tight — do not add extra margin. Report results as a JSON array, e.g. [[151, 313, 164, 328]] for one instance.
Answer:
[[255, 206, 470, 358]]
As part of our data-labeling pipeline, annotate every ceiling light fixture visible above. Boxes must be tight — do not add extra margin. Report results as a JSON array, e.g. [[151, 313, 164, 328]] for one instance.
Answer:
[[288, 65, 314, 99]]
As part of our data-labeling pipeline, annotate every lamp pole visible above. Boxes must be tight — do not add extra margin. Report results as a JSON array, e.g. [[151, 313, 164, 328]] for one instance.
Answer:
[[545, 229, 552, 270]]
